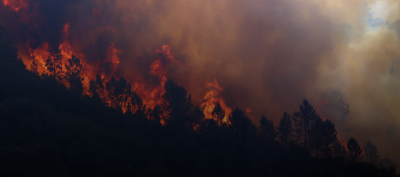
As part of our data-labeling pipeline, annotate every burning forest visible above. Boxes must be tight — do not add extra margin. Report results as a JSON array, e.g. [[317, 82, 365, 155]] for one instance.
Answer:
[[1, 0, 400, 176]]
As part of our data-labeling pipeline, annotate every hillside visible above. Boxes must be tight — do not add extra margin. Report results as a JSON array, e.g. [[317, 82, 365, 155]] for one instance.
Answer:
[[0, 25, 398, 177]]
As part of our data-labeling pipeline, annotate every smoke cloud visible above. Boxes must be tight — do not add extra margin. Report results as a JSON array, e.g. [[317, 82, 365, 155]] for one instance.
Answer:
[[1, 0, 400, 166]]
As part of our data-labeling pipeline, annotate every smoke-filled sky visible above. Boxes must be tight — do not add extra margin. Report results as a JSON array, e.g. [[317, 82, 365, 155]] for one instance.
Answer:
[[1, 0, 400, 165]]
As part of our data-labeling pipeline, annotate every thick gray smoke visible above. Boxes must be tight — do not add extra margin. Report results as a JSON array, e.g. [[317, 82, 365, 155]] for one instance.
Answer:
[[1, 0, 400, 167]]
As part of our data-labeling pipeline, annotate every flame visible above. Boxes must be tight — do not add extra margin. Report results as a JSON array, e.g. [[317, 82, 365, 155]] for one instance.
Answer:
[[25, 41, 49, 73], [7, 1, 181, 121], [3, 0, 28, 12], [132, 44, 180, 110], [201, 78, 232, 124], [105, 43, 122, 74]]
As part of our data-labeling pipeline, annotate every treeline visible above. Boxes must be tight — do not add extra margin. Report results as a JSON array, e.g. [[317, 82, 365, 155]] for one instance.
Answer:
[[0, 24, 398, 176]]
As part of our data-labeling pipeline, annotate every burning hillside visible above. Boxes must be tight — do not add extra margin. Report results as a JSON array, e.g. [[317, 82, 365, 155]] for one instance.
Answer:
[[0, 0, 235, 124], [2, 0, 400, 167]]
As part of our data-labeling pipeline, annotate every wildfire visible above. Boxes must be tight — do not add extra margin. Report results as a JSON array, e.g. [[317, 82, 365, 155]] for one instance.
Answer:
[[3, 0, 28, 12], [201, 78, 232, 124], [22, 24, 181, 116], [132, 44, 181, 109]]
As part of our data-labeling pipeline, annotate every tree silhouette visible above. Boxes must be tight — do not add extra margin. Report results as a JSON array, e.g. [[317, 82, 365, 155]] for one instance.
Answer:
[[292, 99, 319, 148], [258, 115, 277, 141], [163, 79, 193, 129], [190, 106, 204, 132], [89, 80, 99, 98], [105, 76, 117, 107], [89, 74, 107, 101], [347, 137, 363, 163], [212, 102, 225, 126], [309, 118, 337, 158], [45, 41, 63, 81], [30, 59, 39, 75], [278, 112, 293, 148], [115, 76, 131, 111], [200, 118, 219, 135], [65, 55, 84, 94], [230, 107, 256, 135], [1, 21, 399, 176], [150, 104, 163, 123], [129, 91, 145, 114], [364, 140, 380, 165], [332, 139, 346, 158]]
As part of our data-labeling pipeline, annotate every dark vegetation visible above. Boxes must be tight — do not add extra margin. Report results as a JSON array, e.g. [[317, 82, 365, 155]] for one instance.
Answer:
[[0, 24, 398, 177]]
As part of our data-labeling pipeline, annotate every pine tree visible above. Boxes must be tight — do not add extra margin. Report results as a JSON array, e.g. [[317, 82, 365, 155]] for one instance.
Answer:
[[278, 112, 293, 147], [230, 107, 256, 135], [65, 55, 84, 94], [309, 118, 337, 158], [364, 140, 380, 165], [163, 79, 193, 129], [212, 102, 225, 126], [292, 99, 318, 148], [115, 77, 130, 111], [105, 76, 117, 107], [258, 115, 277, 141], [347, 137, 363, 163], [30, 59, 39, 75], [45, 41, 63, 81]]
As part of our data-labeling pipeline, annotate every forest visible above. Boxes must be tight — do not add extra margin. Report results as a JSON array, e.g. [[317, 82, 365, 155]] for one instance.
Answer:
[[0, 23, 398, 177]]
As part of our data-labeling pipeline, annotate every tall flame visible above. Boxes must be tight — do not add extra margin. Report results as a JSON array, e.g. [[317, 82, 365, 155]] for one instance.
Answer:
[[201, 78, 232, 124], [23, 25, 181, 115]]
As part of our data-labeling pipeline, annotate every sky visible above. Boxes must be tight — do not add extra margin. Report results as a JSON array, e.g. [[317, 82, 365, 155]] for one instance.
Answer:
[[1, 0, 400, 166]]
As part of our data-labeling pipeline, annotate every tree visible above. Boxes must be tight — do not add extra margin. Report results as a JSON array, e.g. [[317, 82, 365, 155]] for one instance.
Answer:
[[190, 106, 204, 132], [45, 41, 63, 81], [200, 118, 219, 135], [89, 80, 99, 98], [65, 55, 84, 94], [89, 74, 107, 102], [278, 112, 293, 147], [377, 158, 398, 172], [211, 102, 225, 126], [364, 140, 380, 165], [347, 137, 363, 163], [258, 115, 277, 141], [129, 91, 145, 114], [332, 139, 346, 158], [309, 118, 338, 158], [105, 76, 117, 107], [30, 59, 39, 75], [162, 80, 193, 129], [115, 77, 131, 111], [150, 104, 163, 124], [230, 107, 256, 136], [292, 99, 319, 148]]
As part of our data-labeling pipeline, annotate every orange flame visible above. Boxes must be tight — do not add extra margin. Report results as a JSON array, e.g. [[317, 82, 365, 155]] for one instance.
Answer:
[[201, 78, 232, 124], [18, 21, 180, 123], [3, 0, 28, 12], [132, 45, 180, 110]]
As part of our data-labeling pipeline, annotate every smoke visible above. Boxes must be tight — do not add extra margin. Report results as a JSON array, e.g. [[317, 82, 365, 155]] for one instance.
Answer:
[[1, 0, 400, 167]]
